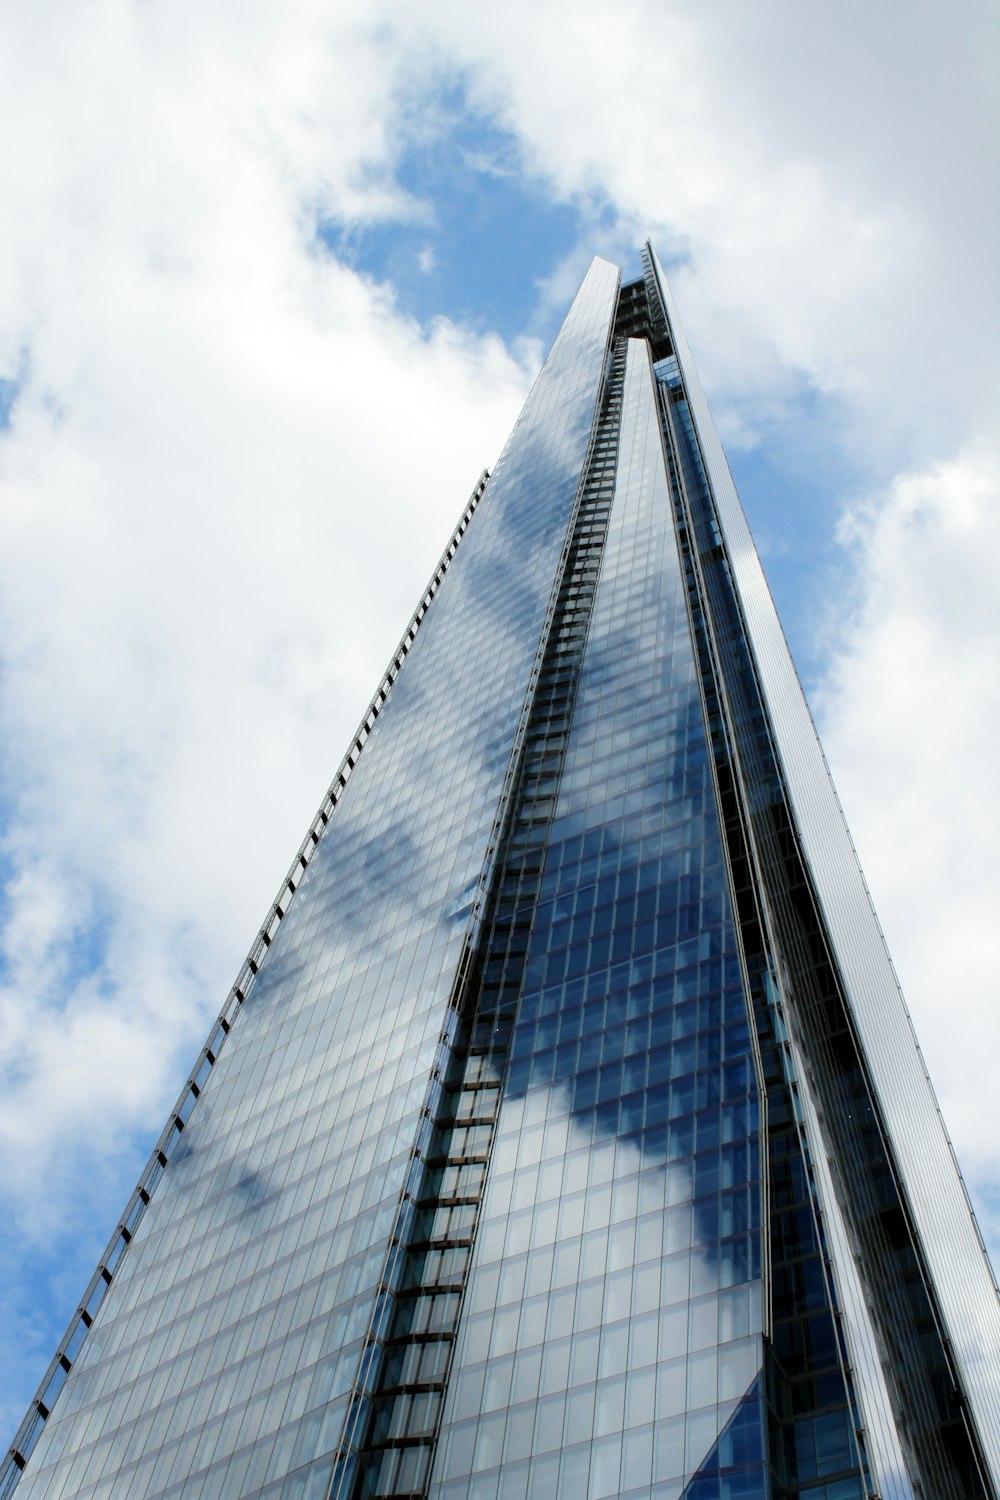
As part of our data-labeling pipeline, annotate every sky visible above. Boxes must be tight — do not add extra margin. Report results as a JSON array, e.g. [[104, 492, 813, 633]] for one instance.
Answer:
[[1, 0, 998, 1447]]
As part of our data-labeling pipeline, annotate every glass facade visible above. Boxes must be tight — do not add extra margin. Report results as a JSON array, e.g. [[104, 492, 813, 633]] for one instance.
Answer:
[[5, 252, 998, 1500], [428, 340, 767, 1500]]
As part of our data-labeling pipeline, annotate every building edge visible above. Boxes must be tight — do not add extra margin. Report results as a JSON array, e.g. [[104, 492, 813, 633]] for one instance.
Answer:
[[0, 469, 492, 1500]]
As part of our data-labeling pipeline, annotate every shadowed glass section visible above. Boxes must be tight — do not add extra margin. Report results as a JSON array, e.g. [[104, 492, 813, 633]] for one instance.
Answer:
[[428, 342, 766, 1500], [12, 260, 621, 1500], [678, 1377, 766, 1500]]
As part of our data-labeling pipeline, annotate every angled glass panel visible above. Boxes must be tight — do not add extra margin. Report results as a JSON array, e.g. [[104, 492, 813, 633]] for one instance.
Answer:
[[13, 261, 621, 1500]]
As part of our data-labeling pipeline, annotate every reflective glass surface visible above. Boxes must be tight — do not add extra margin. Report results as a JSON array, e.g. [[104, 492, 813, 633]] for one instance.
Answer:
[[649, 244, 1000, 1498], [345, 309, 633, 1499], [14, 261, 620, 1500], [428, 342, 767, 1500]]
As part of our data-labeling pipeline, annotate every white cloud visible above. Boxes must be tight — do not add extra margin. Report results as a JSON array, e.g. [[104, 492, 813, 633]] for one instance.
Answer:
[[404, 0, 999, 451], [0, 0, 533, 1433], [815, 444, 1000, 1246], [0, 0, 530, 1164], [0, 213, 529, 1199]]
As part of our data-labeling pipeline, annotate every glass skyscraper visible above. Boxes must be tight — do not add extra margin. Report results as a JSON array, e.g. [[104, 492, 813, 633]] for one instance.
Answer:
[[5, 249, 998, 1500]]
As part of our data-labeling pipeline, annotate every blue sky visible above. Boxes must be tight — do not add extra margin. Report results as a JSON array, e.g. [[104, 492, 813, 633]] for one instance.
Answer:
[[323, 93, 592, 344], [0, 0, 998, 1452], [322, 98, 861, 686]]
